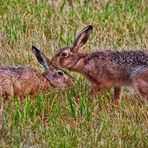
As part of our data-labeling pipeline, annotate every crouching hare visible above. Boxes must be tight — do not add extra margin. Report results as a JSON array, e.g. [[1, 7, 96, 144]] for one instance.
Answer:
[[51, 25, 148, 102], [0, 46, 74, 100]]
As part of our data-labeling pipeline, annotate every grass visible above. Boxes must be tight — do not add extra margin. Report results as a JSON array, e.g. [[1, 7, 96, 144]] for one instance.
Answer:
[[0, 0, 148, 147]]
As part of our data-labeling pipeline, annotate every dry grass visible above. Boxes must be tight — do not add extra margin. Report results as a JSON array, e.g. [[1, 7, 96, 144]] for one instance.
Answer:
[[0, 0, 148, 147]]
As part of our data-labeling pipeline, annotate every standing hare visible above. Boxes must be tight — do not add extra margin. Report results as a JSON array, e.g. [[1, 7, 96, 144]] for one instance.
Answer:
[[51, 25, 148, 101], [0, 46, 74, 100]]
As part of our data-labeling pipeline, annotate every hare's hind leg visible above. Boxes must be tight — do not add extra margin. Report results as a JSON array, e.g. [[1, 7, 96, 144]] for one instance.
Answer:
[[131, 69, 148, 100], [132, 80, 148, 100], [0, 80, 14, 101]]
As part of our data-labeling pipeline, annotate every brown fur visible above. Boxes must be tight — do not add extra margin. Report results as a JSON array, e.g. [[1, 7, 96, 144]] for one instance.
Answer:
[[0, 46, 74, 100], [51, 25, 148, 101]]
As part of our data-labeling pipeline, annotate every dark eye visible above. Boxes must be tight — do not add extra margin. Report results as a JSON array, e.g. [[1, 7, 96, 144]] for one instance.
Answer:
[[61, 52, 68, 57], [57, 71, 64, 76]]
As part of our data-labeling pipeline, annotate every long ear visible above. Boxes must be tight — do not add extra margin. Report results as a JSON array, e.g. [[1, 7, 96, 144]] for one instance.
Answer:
[[72, 25, 93, 52], [32, 45, 51, 69]]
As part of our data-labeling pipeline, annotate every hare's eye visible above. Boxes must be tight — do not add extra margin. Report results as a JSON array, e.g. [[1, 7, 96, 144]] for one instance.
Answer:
[[57, 71, 64, 76], [61, 52, 68, 57]]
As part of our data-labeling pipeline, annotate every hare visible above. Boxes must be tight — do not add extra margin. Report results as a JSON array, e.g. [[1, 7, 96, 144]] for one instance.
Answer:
[[0, 46, 74, 100], [51, 25, 148, 101]]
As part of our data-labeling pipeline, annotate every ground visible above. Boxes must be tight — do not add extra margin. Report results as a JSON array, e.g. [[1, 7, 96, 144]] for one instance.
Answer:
[[0, 0, 147, 147]]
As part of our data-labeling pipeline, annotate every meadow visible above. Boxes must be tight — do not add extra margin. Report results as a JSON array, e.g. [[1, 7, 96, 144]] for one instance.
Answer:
[[0, 0, 148, 147]]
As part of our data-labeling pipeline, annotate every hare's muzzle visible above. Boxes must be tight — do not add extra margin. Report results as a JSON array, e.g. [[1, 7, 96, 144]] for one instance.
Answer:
[[66, 76, 75, 86]]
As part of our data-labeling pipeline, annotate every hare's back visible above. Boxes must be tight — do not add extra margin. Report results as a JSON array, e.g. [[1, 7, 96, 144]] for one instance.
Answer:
[[109, 50, 148, 67], [87, 50, 148, 67], [0, 66, 37, 77], [0, 66, 41, 96], [0, 66, 41, 86]]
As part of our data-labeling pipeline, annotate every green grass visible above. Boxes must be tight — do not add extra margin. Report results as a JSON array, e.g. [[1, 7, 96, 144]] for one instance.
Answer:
[[0, 0, 148, 147]]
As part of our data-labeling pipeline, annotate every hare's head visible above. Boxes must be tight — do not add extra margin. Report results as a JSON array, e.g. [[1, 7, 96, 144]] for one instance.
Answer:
[[32, 46, 74, 88], [51, 25, 93, 69]]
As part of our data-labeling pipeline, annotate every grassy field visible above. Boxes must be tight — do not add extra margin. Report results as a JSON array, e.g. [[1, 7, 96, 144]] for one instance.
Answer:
[[0, 0, 148, 147]]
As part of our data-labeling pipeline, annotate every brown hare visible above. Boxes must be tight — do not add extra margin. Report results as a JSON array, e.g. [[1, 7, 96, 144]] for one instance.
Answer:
[[0, 46, 74, 100], [51, 25, 148, 101]]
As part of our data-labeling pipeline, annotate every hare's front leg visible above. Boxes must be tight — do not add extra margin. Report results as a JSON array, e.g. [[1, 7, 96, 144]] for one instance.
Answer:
[[132, 80, 148, 100], [89, 85, 122, 104], [89, 86, 101, 95], [88, 81, 110, 95], [114, 86, 122, 103], [88, 84, 108, 98], [133, 81, 148, 100], [86, 86, 101, 102]]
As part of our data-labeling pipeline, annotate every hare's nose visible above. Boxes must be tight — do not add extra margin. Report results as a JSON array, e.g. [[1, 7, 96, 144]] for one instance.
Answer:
[[68, 77, 75, 85]]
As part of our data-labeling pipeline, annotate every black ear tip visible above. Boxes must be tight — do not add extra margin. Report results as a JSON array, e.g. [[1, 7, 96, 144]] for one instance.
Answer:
[[32, 45, 39, 52], [88, 25, 93, 30], [32, 45, 35, 49], [32, 45, 37, 50]]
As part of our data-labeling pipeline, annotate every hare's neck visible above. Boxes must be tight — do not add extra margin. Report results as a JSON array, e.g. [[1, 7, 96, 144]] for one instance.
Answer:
[[70, 52, 91, 73], [39, 74, 53, 91], [70, 57, 86, 73]]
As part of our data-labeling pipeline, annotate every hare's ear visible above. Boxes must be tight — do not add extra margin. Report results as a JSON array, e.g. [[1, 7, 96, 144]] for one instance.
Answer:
[[72, 25, 93, 52], [32, 45, 51, 69]]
